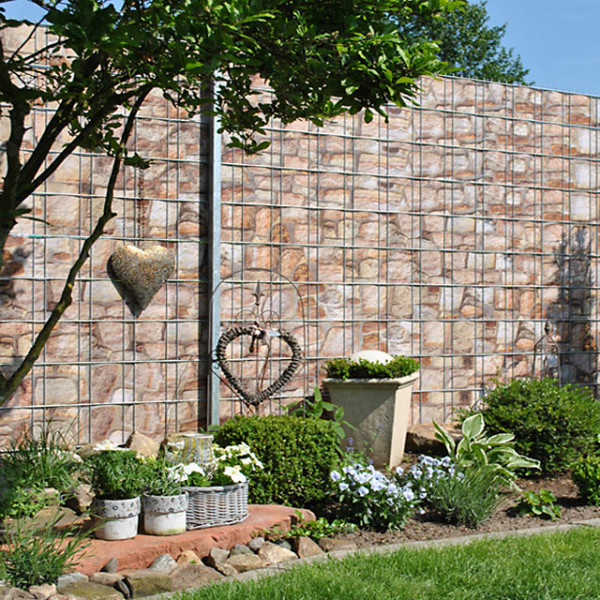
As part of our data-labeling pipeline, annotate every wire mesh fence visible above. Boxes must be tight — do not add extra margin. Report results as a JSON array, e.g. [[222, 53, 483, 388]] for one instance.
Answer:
[[2, 23, 600, 444]]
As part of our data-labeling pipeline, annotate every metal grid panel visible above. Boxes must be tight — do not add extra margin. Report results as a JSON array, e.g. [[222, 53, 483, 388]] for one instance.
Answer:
[[219, 77, 600, 423]]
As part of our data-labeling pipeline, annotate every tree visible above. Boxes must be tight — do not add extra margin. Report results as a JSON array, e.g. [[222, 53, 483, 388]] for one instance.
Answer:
[[400, 0, 530, 84], [0, 0, 463, 405]]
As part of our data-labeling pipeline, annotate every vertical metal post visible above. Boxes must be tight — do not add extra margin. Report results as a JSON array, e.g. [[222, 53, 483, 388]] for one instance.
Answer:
[[208, 85, 222, 428]]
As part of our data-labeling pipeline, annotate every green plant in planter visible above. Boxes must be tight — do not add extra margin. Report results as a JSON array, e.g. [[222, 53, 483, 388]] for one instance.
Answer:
[[85, 450, 148, 499], [143, 458, 183, 497], [324, 355, 419, 380]]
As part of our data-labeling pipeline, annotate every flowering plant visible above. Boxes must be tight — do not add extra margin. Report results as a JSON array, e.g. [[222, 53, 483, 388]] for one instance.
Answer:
[[399, 455, 461, 503], [330, 461, 418, 531], [170, 443, 263, 487]]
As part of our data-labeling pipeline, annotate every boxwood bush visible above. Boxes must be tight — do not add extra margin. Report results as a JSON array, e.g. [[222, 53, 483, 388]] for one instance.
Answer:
[[476, 377, 600, 474], [324, 355, 419, 380], [214, 415, 340, 510]]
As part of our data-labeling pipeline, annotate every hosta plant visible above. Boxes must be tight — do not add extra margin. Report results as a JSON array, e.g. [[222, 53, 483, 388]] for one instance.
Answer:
[[434, 413, 539, 486]]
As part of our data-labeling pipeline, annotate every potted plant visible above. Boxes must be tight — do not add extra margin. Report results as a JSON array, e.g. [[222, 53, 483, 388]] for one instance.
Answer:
[[141, 458, 188, 535], [85, 447, 147, 540], [174, 442, 263, 530], [323, 350, 420, 468]]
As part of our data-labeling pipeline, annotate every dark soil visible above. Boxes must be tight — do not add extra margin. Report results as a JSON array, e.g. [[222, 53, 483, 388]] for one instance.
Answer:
[[332, 466, 600, 549]]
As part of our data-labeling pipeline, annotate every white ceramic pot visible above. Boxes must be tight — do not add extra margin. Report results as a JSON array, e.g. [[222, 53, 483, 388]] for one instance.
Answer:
[[141, 493, 188, 535], [92, 496, 141, 541]]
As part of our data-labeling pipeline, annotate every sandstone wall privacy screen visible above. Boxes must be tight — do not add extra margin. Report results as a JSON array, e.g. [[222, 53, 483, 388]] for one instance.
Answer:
[[1, 26, 600, 445]]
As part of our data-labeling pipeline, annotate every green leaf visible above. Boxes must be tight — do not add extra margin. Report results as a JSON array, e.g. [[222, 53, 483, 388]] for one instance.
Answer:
[[462, 413, 485, 439]]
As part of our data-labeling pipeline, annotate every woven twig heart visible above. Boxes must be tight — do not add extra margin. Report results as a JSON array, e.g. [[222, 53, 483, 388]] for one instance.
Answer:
[[216, 326, 302, 407], [108, 244, 175, 317]]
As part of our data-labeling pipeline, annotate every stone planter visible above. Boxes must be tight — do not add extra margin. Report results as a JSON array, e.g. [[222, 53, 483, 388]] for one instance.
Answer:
[[324, 371, 419, 468], [91, 497, 141, 541], [141, 492, 188, 535]]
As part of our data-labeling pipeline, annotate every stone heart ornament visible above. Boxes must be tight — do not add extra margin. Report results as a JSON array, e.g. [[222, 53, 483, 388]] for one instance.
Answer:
[[108, 244, 175, 317]]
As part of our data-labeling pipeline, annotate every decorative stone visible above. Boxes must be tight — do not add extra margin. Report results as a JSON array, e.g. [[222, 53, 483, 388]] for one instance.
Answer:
[[247, 536, 265, 552], [405, 423, 461, 456], [223, 554, 268, 574], [257, 541, 298, 565], [318, 538, 358, 553], [294, 536, 325, 559], [122, 570, 171, 599], [1, 589, 34, 600], [28, 586, 56, 600], [148, 554, 177, 574], [57, 581, 124, 600], [125, 432, 160, 459], [101, 558, 119, 574], [66, 484, 93, 515], [56, 575, 88, 592], [107, 245, 175, 317], [167, 564, 223, 590], [176, 550, 202, 565], [229, 544, 253, 556], [89, 574, 124, 587], [204, 547, 230, 569], [274, 539, 293, 551]]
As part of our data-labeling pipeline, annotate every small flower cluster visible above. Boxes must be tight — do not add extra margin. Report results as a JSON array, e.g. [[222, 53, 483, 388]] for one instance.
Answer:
[[170, 443, 263, 488], [330, 462, 418, 531], [398, 455, 464, 508]]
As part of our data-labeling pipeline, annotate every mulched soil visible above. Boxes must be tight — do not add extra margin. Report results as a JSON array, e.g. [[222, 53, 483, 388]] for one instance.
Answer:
[[332, 461, 600, 549]]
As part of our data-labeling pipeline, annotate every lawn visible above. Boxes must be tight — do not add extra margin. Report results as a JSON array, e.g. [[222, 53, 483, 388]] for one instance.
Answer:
[[182, 527, 600, 600]]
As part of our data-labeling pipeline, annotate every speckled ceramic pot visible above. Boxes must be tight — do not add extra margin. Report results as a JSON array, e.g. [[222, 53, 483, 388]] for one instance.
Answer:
[[92, 496, 141, 541], [142, 493, 188, 535]]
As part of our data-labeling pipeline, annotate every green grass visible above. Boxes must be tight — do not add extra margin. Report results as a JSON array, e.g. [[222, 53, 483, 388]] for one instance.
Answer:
[[182, 527, 600, 600]]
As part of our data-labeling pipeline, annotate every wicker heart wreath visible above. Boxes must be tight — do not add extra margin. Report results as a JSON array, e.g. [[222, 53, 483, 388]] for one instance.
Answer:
[[216, 326, 302, 407]]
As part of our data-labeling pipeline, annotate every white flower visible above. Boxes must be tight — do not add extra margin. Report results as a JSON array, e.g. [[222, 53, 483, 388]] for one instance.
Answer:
[[370, 479, 385, 492], [330, 470, 341, 482], [182, 463, 205, 479], [224, 465, 247, 484], [92, 439, 122, 452], [166, 464, 187, 482], [357, 486, 369, 497], [403, 487, 415, 502], [339, 482, 349, 491]]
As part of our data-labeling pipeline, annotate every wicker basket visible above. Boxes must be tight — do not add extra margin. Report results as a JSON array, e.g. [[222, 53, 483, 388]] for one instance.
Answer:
[[183, 481, 248, 529]]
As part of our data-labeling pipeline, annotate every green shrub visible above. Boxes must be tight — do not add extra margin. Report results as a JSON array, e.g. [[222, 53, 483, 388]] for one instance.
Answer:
[[324, 355, 419, 380], [427, 466, 501, 528], [474, 377, 600, 474], [214, 415, 341, 509], [572, 455, 600, 505], [0, 425, 81, 519], [2, 516, 89, 588]]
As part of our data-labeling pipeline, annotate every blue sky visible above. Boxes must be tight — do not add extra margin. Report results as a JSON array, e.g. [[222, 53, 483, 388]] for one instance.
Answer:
[[485, 0, 600, 96], [4, 0, 600, 97]]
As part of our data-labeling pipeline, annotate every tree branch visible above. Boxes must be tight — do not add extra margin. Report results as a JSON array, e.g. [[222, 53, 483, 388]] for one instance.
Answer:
[[0, 87, 151, 406]]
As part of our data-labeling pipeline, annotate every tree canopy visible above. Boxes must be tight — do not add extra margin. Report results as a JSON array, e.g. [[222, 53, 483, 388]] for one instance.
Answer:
[[0, 0, 463, 404], [400, 0, 530, 85]]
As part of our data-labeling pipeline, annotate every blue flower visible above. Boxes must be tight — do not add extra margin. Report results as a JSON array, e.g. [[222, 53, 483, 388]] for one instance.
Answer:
[[357, 486, 369, 497], [330, 470, 341, 482], [339, 482, 349, 491]]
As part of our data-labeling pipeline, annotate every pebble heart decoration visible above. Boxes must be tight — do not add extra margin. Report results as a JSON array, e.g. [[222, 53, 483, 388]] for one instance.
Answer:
[[108, 244, 175, 317], [216, 326, 302, 407]]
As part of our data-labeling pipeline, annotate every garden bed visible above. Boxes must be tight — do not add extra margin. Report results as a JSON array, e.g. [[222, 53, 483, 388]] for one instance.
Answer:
[[331, 469, 600, 548]]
